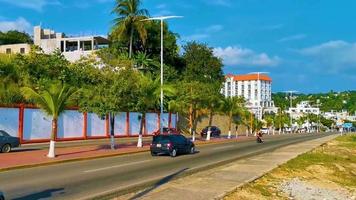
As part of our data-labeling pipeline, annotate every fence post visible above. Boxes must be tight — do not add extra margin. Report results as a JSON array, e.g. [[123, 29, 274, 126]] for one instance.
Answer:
[[105, 114, 110, 138], [157, 112, 161, 133], [126, 112, 130, 136], [18, 104, 25, 143], [83, 112, 88, 139], [168, 113, 172, 128]]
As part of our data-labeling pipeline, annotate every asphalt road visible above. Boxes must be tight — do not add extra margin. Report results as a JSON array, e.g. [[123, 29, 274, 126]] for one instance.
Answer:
[[0, 133, 334, 200]]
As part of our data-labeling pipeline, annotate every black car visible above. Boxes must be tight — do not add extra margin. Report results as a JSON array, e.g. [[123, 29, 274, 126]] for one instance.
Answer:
[[0, 191, 4, 200], [150, 134, 195, 157], [200, 126, 221, 138], [0, 130, 20, 153]]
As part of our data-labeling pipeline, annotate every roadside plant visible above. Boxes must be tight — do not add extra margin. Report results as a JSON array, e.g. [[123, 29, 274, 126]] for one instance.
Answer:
[[21, 82, 78, 158]]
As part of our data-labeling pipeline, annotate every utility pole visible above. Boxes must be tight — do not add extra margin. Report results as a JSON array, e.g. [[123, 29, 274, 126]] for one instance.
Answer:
[[285, 90, 298, 133], [317, 99, 320, 133]]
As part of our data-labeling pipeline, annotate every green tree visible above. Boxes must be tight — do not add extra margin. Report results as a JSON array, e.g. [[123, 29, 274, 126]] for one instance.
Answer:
[[21, 82, 77, 158], [80, 68, 140, 149], [182, 42, 224, 84], [220, 96, 245, 139], [111, 0, 149, 58], [135, 75, 175, 147], [0, 30, 33, 45]]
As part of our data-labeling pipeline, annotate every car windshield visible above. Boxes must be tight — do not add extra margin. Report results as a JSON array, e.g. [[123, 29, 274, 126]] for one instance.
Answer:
[[0, 130, 10, 137], [153, 135, 170, 144]]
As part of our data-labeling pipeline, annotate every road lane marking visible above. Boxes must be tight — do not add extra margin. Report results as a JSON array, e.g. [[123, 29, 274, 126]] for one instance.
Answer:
[[83, 160, 151, 173], [213, 145, 235, 150]]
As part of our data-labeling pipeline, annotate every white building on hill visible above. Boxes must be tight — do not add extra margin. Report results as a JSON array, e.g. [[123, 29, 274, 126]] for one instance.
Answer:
[[222, 73, 277, 119], [33, 26, 109, 62], [288, 101, 320, 119], [0, 26, 109, 62]]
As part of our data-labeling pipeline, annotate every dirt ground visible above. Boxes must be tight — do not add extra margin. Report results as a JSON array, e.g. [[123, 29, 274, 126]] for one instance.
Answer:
[[224, 134, 356, 200]]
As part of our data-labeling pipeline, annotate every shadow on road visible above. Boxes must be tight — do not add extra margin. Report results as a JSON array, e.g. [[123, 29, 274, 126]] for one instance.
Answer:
[[12, 188, 64, 200], [10, 148, 41, 153], [129, 168, 189, 200]]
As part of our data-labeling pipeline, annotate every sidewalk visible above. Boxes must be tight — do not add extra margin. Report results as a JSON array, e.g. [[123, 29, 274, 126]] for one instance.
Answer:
[[0, 135, 252, 171], [117, 135, 338, 200]]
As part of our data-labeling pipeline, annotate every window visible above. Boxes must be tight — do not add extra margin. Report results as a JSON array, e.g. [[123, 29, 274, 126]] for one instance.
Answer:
[[6, 48, 11, 54], [20, 48, 25, 54]]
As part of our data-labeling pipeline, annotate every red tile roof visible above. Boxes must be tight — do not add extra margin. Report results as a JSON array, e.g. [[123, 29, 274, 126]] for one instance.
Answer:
[[226, 74, 272, 82]]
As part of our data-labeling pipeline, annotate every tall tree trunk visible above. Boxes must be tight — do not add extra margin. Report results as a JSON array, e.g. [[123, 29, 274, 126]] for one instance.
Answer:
[[206, 109, 213, 141], [189, 104, 193, 136], [129, 27, 134, 58], [48, 118, 57, 158], [137, 113, 145, 148], [228, 111, 232, 139], [110, 113, 116, 150], [208, 110, 213, 126]]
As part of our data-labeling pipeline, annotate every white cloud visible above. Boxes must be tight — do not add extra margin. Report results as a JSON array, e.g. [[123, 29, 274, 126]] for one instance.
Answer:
[[0, 0, 60, 11], [213, 46, 281, 67], [278, 34, 307, 42], [182, 24, 223, 41], [0, 17, 32, 33], [261, 24, 284, 31], [203, 0, 231, 6], [182, 34, 209, 41], [203, 24, 223, 32], [297, 40, 356, 73]]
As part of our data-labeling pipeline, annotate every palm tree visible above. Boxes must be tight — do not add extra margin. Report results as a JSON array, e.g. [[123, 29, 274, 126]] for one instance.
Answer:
[[112, 0, 149, 58], [136, 75, 174, 147], [220, 96, 245, 139], [21, 83, 77, 158]]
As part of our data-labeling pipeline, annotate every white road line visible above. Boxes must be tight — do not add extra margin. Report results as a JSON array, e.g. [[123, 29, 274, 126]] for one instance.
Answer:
[[83, 160, 151, 173], [213, 145, 235, 150]]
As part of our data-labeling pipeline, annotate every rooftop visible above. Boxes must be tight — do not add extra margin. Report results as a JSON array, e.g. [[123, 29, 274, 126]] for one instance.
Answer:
[[226, 74, 272, 82]]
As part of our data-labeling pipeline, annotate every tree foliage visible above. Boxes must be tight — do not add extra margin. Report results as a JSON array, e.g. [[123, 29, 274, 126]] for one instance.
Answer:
[[0, 30, 33, 45]]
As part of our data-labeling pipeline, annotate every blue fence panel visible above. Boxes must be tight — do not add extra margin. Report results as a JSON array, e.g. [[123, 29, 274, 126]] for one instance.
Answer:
[[57, 110, 84, 139], [0, 108, 19, 137], [23, 108, 51, 140], [114, 112, 127, 136], [87, 113, 106, 137]]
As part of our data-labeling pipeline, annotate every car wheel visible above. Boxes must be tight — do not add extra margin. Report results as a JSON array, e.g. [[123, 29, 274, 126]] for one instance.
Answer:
[[170, 148, 177, 157], [1, 144, 11, 153], [151, 151, 157, 156], [0, 195, 4, 200], [190, 146, 195, 154]]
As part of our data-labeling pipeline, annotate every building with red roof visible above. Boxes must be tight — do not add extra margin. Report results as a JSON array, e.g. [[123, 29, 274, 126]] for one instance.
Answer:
[[222, 73, 277, 119]]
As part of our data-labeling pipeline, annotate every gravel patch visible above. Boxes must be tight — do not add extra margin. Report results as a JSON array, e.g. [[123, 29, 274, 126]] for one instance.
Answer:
[[279, 178, 354, 200]]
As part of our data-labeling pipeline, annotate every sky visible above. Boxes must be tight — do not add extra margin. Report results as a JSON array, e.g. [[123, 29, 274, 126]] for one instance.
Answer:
[[0, 0, 356, 93]]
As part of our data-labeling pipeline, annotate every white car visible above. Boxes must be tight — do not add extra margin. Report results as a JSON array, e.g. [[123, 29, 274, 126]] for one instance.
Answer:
[[261, 128, 269, 134]]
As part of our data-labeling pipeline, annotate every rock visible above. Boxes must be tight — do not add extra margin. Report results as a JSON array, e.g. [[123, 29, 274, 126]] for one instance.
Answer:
[[334, 163, 346, 172]]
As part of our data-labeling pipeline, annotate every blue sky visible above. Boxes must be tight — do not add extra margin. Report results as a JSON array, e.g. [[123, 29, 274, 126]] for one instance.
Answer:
[[1, 0, 356, 93]]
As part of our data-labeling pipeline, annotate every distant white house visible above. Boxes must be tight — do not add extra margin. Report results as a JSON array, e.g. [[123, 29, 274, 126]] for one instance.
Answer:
[[33, 26, 109, 62], [288, 101, 320, 119], [0, 26, 109, 62]]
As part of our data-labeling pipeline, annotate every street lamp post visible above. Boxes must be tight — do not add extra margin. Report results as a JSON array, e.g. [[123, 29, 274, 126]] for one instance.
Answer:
[[316, 99, 320, 133], [142, 16, 183, 135], [285, 90, 298, 134]]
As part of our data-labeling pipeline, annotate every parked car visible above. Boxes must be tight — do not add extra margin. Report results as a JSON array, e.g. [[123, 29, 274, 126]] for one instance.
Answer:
[[150, 134, 195, 157], [152, 127, 181, 135], [0, 191, 4, 200], [0, 130, 20, 153], [200, 126, 221, 138]]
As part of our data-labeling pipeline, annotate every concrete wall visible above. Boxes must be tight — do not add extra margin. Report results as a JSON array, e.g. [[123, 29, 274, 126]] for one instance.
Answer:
[[0, 43, 31, 54], [177, 114, 248, 136]]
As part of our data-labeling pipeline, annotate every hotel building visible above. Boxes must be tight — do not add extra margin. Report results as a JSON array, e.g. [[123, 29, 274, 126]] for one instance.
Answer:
[[222, 73, 277, 119]]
